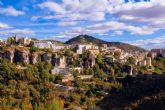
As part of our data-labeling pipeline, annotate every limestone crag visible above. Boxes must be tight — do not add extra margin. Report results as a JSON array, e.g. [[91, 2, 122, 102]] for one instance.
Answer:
[[30, 52, 39, 64], [14, 48, 30, 64]]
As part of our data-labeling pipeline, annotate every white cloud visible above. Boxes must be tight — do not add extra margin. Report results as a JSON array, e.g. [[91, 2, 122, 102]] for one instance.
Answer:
[[57, 21, 77, 26], [126, 36, 165, 49], [112, 31, 123, 36], [53, 20, 157, 40], [37, 0, 109, 21], [109, 0, 165, 30], [0, 29, 35, 36], [0, 6, 24, 16], [39, 1, 66, 14], [86, 21, 157, 35], [0, 22, 11, 29]]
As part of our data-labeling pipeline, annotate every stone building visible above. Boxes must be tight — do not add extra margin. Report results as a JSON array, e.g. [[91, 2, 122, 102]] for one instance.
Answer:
[[151, 49, 165, 57], [18, 37, 31, 45]]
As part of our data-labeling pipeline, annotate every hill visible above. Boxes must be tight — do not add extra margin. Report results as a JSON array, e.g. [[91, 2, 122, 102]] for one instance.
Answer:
[[65, 35, 107, 45], [65, 35, 147, 52]]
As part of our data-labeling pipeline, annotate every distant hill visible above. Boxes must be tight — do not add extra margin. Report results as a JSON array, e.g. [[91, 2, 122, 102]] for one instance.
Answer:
[[65, 35, 147, 52], [65, 35, 107, 45]]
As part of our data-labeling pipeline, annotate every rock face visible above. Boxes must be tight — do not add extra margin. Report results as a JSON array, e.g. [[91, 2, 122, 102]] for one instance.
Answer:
[[41, 53, 52, 63], [4, 49, 15, 63], [52, 56, 66, 68], [14, 49, 30, 64], [30, 53, 38, 64]]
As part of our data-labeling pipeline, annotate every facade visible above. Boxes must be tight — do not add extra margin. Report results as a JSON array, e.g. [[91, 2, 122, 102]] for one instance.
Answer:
[[34, 41, 52, 49], [19, 37, 31, 45], [76, 43, 99, 54], [151, 49, 165, 57], [34, 41, 65, 52]]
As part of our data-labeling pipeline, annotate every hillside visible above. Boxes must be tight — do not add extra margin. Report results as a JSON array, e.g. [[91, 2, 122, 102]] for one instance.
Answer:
[[97, 74, 165, 110], [65, 35, 107, 45], [65, 35, 147, 52]]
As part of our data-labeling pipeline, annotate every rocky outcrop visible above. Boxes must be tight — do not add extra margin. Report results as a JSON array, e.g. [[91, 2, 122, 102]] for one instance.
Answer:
[[14, 48, 30, 64], [41, 53, 52, 63], [30, 53, 38, 64], [52, 56, 66, 68], [4, 48, 15, 63]]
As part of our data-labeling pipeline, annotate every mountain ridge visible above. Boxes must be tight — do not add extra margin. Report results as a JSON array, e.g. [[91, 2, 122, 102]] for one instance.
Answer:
[[65, 35, 147, 52]]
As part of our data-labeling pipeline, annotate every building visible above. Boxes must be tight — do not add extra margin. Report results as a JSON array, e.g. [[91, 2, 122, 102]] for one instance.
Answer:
[[151, 49, 165, 57], [7, 36, 18, 44], [7, 36, 31, 45], [76, 44, 92, 54], [19, 37, 31, 45], [51, 44, 65, 52], [100, 44, 108, 52], [0, 39, 6, 47], [75, 43, 99, 54], [51, 67, 73, 82], [34, 41, 52, 49], [34, 41, 66, 52]]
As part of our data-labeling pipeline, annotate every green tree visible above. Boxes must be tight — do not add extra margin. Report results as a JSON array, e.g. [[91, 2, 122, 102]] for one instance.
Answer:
[[46, 99, 64, 110]]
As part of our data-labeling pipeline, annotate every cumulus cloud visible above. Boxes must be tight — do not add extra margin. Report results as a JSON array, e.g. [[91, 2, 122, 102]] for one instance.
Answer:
[[0, 6, 24, 16], [110, 0, 165, 28], [126, 36, 165, 49], [0, 29, 35, 36], [37, 0, 109, 22], [52, 20, 158, 40], [57, 21, 78, 26], [69, 21, 157, 36], [0, 22, 11, 29], [36, 0, 165, 35]]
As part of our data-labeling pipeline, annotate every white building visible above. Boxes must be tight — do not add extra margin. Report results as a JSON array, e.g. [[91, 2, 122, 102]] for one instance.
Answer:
[[76, 43, 99, 54], [34, 41, 65, 52], [34, 41, 52, 49]]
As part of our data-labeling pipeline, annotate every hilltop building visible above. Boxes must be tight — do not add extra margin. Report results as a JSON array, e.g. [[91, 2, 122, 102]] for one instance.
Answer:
[[75, 43, 99, 54], [34, 41, 65, 52], [7, 36, 31, 45]]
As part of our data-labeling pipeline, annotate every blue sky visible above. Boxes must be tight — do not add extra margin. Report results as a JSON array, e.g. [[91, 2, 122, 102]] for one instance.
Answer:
[[0, 0, 165, 49]]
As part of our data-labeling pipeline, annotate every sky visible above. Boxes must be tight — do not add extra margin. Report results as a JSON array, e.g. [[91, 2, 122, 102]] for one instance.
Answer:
[[0, 0, 165, 49]]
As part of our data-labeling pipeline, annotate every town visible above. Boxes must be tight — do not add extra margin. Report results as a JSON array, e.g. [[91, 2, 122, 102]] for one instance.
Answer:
[[0, 35, 165, 110], [1, 35, 165, 81]]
